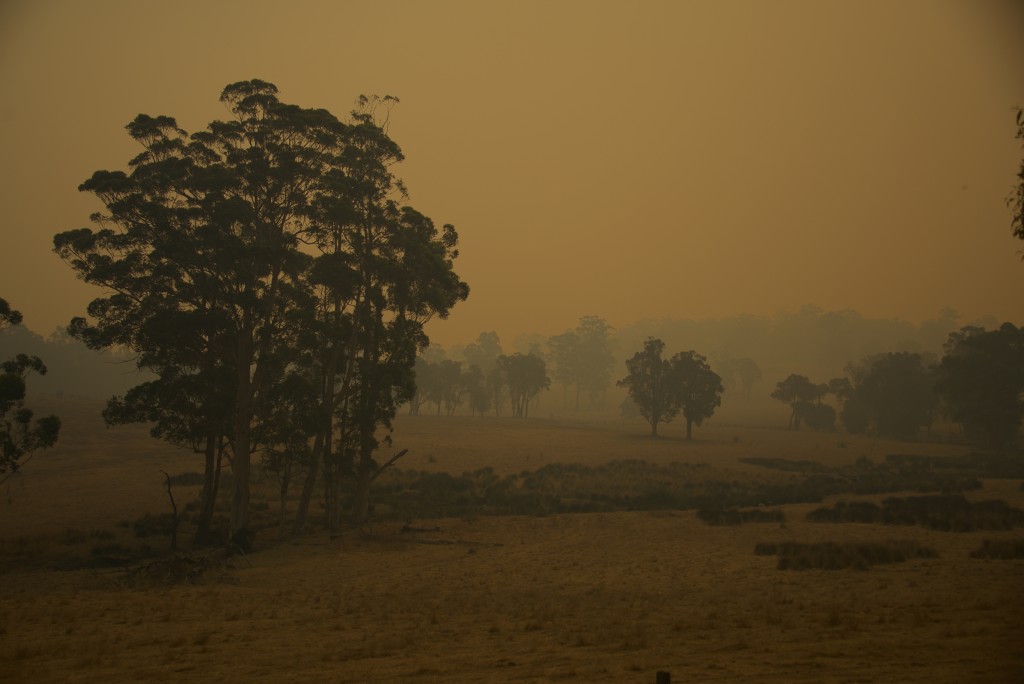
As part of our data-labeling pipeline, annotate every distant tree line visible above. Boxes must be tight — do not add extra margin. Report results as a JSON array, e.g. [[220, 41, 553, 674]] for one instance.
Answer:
[[0, 323, 142, 399], [770, 323, 1024, 447], [410, 316, 616, 418], [53, 81, 468, 548]]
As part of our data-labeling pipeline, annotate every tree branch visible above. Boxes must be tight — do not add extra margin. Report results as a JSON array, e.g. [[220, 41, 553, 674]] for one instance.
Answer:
[[369, 448, 408, 484]]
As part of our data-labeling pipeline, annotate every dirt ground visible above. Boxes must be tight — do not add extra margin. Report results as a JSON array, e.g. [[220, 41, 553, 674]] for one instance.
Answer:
[[1, 400, 1022, 682]]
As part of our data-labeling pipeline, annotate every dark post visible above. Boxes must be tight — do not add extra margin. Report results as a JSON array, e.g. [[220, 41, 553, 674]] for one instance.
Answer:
[[656, 671, 671, 684]]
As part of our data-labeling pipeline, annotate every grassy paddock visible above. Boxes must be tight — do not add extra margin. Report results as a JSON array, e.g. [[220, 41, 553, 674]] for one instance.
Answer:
[[1, 400, 1022, 682]]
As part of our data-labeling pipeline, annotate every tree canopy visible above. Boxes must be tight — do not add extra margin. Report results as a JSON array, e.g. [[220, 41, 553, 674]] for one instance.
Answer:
[[619, 338, 722, 438], [547, 316, 616, 410], [937, 323, 1024, 447], [843, 352, 937, 439], [54, 81, 467, 544], [0, 299, 60, 485], [499, 352, 549, 418], [770, 374, 825, 430], [673, 350, 724, 440]]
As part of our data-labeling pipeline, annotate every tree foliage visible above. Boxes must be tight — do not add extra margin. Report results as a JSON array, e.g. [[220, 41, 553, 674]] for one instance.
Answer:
[[0, 299, 60, 485], [619, 338, 723, 438], [844, 352, 937, 439], [54, 81, 467, 543], [770, 374, 824, 430], [547, 316, 615, 410], [498, 353, 549, 418], [674, 350, 724, 440], [769, 373, 846, 432], [937, 323, 1024, 447]]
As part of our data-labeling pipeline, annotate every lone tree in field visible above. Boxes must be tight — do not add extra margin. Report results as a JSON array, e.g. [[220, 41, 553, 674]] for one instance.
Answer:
[[0, 298, 60, 485], [55, 80, 467, 544], [619, 338, 723, 438], [674, 350, 724, 440], [620, 339, 678, 437]]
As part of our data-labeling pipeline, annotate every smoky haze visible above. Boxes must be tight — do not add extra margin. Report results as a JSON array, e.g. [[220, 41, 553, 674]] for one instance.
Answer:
[[0, 0, 1022, 350]]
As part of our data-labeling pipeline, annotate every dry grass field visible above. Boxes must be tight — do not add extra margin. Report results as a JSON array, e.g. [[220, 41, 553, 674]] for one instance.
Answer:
[[2, 398, 1023, 682]]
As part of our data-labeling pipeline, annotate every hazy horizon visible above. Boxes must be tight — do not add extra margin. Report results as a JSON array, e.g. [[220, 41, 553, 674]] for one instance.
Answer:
[[2, 0, 1022, 349]]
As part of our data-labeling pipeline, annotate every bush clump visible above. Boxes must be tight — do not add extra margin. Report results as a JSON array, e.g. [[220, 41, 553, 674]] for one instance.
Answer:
[[132, 513, 177, 538], [807, 495, 1024, 532], [969, 539, 1024, 559], [755, 540, 938, 570], [697, 507, 785, 525], [166, 471, 206, 487]]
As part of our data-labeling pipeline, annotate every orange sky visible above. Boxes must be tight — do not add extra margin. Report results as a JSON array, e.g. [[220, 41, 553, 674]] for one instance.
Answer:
[[1, 0, 1022, 348]]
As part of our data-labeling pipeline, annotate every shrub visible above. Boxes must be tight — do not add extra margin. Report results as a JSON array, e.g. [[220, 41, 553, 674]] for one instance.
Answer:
[[166, 471, 206, 487], [969, 539, 1024, 559], [807, 495, 1024, 532], [58, 528, 88, 545], [697, 507, 785, 525], [739, 457, 828, 473], [806, 501, 882, 524], [883, 496, 1024, 531], [132, 513, 176, 538], [756, 540, 938, 570]]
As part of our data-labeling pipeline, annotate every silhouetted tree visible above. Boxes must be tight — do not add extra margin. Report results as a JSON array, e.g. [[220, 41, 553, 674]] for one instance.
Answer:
[[498, 353, 549, 417], [439, 360, 466, 415], [257, 368, 318, 534], [770, 374, 825, 430], [104, 368, 234, 544], [547, 330, 581, 409], [619, 338, 677, 437], [674, 351, 724, 440], [487, 365, 508, 417], [408, 356, 435, 415], [575, 316, 616, 406], [462, 332, 502, 374], [0, 300, 20, 328], [54, 81, 467, 541], [0, 299, 60, 485], [845, 352, 937, 439], [463, 364, 490, 416], [936, 323, 1024, 446], [619, 338, 721, 437], [547, 316, 616, 410]]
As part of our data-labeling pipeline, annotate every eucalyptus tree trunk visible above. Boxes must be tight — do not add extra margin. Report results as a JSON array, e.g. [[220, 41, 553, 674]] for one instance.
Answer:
[[194, 433, 221, 546], [292, 429, 324, 535], [229, 329, 255, 548]]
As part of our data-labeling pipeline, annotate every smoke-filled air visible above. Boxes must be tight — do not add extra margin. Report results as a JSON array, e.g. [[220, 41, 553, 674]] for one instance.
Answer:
[[2, 1, 1023, 682]]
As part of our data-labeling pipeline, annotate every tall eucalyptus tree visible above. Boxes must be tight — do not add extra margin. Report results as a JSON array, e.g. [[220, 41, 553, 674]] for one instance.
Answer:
[[56, 81, 467, 543]]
